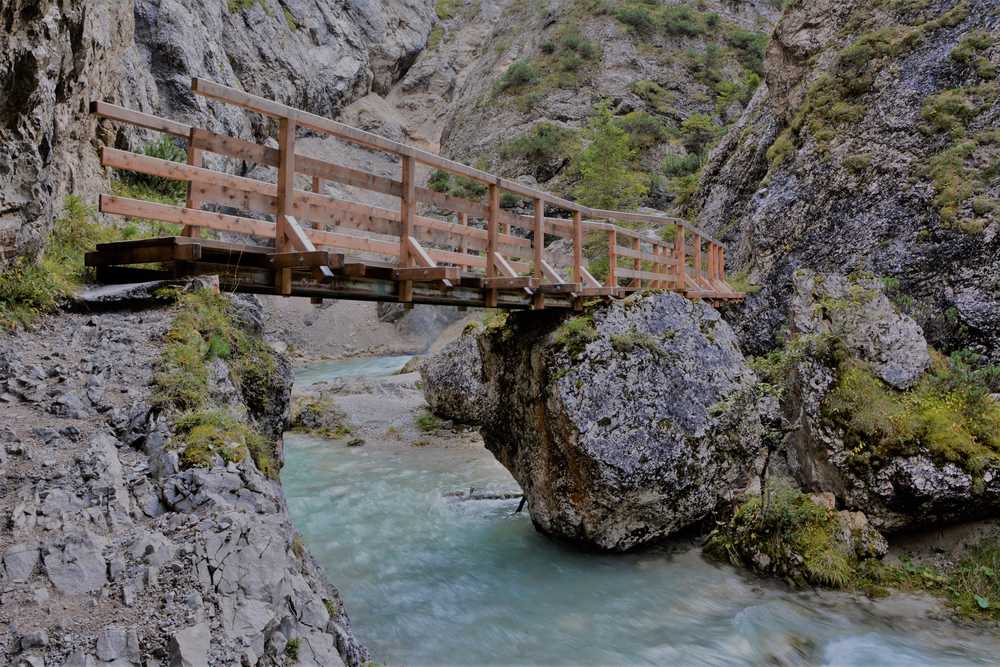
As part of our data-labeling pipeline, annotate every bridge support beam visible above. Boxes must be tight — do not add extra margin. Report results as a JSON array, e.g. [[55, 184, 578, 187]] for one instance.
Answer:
[[276, 117, 298, 296], [399, 155, 416, 303]]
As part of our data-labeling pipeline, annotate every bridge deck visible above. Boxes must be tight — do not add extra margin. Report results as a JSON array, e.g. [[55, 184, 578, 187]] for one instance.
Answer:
[[87, 78, 743, 310], [86, 237, 590, 309]]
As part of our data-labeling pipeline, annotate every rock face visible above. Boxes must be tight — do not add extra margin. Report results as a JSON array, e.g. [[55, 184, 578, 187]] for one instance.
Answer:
[[0, 292, 367, 666], [0, 0, 134, 260], [788, 271, 930, 389], [476, 293, 767, 551], [776, 272, 1000, 532], [420, 326, 485, 424], [693, 0, 1000, 360], [123, 0, 435, 136], [2, 0, 434, 265]]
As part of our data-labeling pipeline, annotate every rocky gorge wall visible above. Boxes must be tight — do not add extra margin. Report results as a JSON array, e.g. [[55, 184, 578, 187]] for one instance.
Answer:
[[0, 286, 368, 666], [693, 0, 1000, 360], [1, 0, 435, 265]]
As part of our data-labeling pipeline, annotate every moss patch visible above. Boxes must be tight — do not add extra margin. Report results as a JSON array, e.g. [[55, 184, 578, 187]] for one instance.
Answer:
[[290, 397, 353, 439], [153, 289, 283, 478], [706, 488, 862, 588], [553, 315, 598, 359], [823, 351, 1000, 476]]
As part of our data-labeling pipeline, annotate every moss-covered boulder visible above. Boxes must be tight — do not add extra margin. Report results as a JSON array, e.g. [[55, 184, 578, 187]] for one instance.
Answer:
[[706, 488, 887, 588], [768, 272, 1000, 531], [477, 292, 768, 551]]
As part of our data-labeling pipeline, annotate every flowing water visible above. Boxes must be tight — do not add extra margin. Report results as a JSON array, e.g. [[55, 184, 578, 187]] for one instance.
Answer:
[[283, 358, 1000, 667]]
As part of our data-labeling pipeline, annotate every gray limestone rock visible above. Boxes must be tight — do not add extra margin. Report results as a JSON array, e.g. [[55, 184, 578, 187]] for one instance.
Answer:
[[789, 271, 930, 389], [2, 543, 40, 583], [167, 622, 210, 667], [420, 328, 485, 425], [478, 293, 768, 550], [41, 531, 108, 595]]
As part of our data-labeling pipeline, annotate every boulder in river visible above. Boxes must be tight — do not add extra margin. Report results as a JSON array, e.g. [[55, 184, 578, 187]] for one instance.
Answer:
[[420, 324, 485, 425], [475, 293, 768, 551], [775, 272, 1000, 531]]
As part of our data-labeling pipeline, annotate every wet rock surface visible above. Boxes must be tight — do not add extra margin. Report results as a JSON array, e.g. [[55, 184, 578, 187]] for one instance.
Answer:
[[420, 326, 485, 425], [0, 296, 366, 666], [472, 293, 767, 551]]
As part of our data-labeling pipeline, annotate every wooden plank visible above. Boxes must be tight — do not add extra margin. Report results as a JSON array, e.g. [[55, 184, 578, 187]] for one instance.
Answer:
[[416, 187, 489, 219], [675, 226, 686, 292], [532, 197, 545, 310], [537, 283, 579, 294], [102, 147, 274, 197], [483, 276, 536, 290], [615, 244, 663, 264], [608, 227, 617, 288], [394, 266, 460, 282], [267, 251, 342, 270], [577, 286, 617, 297], [275, 117, 297, 294], [617, 267, 677, 282], [572, 210, 583, 286], [580, 265, 602, 289], [91, 101, 192, 138], [190, 79, 589, 216], [493, 252, 518, 278], [399, 156, 416, 302], [486, 184, 499, 308], [541, 260, 565, 284], [191, 128, 403, 198], [85, 242, 201, 267], [182, 131, 203, 238]]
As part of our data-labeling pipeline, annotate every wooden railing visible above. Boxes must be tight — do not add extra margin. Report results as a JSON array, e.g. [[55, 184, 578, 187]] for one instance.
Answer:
[[91, 78, 740, 308]]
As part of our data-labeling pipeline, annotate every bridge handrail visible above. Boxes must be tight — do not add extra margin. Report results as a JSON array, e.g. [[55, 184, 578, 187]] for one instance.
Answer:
[[91, 79, 740, 304]]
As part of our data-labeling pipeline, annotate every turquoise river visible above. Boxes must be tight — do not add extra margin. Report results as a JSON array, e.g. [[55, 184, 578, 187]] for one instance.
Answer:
[[282, 357, 1000, 667]]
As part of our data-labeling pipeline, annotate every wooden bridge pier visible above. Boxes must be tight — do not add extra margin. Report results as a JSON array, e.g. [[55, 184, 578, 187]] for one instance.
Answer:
[[86, 79, 742, 310]]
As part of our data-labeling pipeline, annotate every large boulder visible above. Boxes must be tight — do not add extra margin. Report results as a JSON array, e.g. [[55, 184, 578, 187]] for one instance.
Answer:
[[420, 326, 485, 425], [788, 271, 930, 389], [777, 272, 1000, 531], [477, 293, 767, 551]]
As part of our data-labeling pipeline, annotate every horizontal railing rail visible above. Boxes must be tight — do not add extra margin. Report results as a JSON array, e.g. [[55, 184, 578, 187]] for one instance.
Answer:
[[90, 79, 741, 307]]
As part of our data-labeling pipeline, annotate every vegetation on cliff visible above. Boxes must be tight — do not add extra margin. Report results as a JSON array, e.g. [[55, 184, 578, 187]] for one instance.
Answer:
[[153, 289, 282, 477]]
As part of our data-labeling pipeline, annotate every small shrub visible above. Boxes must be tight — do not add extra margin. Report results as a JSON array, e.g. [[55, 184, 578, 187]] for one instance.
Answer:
[[614, 111, 668, 149], [679, 113, 721, 155], [117, 137, 188, 200], [553, 315, 598, 358], [631, 80, 674, 115], [921, 88, 979, 137], [501, 122, 576, 177], [416, 411, 443, 433], [0, 196, 117, 329], [497, 60, 539, 93], [615, 8, 655, 34], [663, 5, 704, 36], [727, 29, 768, 75], [663, 152, 701, 177], [285, 637, 301, 662], [705, 487, 857, 588]]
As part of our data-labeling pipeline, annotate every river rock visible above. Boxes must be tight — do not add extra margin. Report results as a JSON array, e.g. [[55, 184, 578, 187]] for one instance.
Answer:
[[420, 328, 485, 425], [478, 293, 767, 551], [789, 271, 930, 389]]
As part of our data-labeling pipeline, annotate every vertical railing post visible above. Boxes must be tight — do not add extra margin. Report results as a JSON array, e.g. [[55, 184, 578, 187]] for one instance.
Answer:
[[694, 235, 703, 288], [312, 175, 322, 194], [399, 155, 416, 304], [532, 197, 544, 309], [675, 224, 686, 293], [632, 237, 641, 290], [458, 212, 469, 273], [607, 227, 617, 289], [720, 247, 726, 284], [182, 129, 203, 238], [709, 244, 718, 285], [276, 117, 297, 295], [486, 184, 499, 308], [572, 209, 584, 287], [652, 243, 662, 289]]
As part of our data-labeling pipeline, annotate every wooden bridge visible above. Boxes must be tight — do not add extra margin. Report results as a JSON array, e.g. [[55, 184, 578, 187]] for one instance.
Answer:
[[86, 78, 741, 310]]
